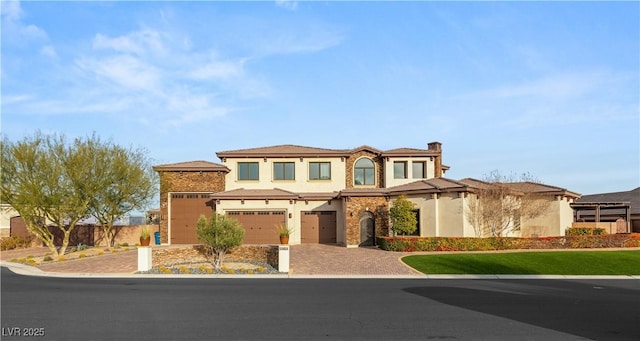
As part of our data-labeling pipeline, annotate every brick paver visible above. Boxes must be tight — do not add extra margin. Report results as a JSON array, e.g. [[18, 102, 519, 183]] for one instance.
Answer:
[[290, 244, 418, 275], [36, 250, 138, 273]]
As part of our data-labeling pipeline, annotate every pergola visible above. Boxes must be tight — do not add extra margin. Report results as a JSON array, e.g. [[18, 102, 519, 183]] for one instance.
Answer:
[[570, 202, 631, 233]]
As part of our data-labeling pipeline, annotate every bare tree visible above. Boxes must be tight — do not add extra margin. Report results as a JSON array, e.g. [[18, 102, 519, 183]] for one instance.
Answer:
[[466, 171, 550, 237]]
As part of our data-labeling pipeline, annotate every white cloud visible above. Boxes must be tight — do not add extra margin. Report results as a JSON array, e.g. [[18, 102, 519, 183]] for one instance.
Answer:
[[275, 0, 298, 11], [1, 0, 48, 45], [3, 7, 340, 129], [187, 54, 246, 80], [75, 54, 161, 91], [40, 45, 57, 58], [92, 29, 165, 56]]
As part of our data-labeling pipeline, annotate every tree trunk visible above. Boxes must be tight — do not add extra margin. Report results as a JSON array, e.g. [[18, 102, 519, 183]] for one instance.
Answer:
[[58, 230, 71, 257]]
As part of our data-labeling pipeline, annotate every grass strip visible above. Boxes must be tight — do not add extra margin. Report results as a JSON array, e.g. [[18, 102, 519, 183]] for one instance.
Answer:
[[402, 250, 640, 275]]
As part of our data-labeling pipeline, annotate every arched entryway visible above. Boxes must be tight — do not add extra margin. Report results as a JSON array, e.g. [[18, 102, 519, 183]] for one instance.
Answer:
[[359, 211, 375, 246]]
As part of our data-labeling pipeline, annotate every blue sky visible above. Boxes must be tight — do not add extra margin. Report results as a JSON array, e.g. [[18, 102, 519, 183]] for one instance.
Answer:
[[2, 0, 638, 196]]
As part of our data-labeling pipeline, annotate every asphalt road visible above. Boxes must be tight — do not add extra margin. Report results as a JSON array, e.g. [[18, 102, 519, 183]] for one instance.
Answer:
[[1, 267, 639, 340]]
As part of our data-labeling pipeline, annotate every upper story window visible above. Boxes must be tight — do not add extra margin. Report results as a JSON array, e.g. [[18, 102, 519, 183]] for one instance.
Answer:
[[309, 162, 331, 180], [238, 162, 259, 180], [354, 158, 375, 185], [412, 161, 426, 179], [393, 161, 407, 179], [274, 162, 295, 180]]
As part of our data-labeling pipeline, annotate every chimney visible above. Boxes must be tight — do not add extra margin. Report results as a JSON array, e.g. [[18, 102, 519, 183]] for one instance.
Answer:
[[428, 142, 443, 177], [427, 141, 442, 151]]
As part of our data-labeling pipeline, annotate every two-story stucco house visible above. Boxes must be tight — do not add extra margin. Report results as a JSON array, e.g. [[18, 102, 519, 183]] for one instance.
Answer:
[[153, 142, 579, 247]]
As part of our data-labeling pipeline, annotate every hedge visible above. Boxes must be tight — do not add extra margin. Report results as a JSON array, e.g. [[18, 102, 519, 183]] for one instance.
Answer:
[[376, 234, 640, 252], [566, 227, 606, 236]]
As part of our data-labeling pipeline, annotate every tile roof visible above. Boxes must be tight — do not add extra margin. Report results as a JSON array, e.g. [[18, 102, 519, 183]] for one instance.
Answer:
[[210, 188, 299, 200], [216, 144, 443, 159], [503, 182, 580, 198], [458, 178, 580, 198], [382, 147, 440, 157], [386, 178, 471, 195], [153, 160, 229, 172], [216, 145, 351, 158], [576, 188, 639, 215]]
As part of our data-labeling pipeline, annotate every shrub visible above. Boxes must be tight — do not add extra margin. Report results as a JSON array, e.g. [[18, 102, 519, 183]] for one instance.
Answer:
[[377, 234, 640, 252], [0, 235, 33, 251], [78, 253, 86, 258], [43, 256, 53, 262], [566, 228, 606, 236], [196, 214, 245, 270], [57, 257, 66, 262]]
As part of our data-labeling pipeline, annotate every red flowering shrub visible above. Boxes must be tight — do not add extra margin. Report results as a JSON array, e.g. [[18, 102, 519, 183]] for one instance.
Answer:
[[376, 234, 640, 252]]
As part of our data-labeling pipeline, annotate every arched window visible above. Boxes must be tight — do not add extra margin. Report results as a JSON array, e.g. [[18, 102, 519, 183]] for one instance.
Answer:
[[354, 158, 375, 185]]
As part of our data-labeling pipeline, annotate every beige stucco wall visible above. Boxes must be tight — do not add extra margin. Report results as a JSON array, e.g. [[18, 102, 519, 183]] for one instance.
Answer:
[[214, 198, 344, 245], [222, 157, 347, 192], [436, 192, 467, 237], [520, 196, 575, 237], [404, 193, 473, 238], [384, 157, 436, 188]]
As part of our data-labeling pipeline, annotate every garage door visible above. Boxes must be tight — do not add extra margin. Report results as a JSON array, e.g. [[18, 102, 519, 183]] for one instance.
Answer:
[[301, 211, 337, 244], [170, 193, 214, 244], [226, 211, 285, 244]]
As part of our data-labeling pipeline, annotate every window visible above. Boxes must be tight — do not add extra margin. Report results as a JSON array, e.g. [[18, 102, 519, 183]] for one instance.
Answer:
[[309, 162, 331, 180], [409, 209, 421, 236], [238, 162, 259, 180], [393, 161, 407, 179], [412, 161, 426, 179], [274, 162, 295, 180], [354, 158, 375, 185]]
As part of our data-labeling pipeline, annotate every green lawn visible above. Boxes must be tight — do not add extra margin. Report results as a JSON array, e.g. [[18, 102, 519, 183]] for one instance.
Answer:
[[402, 250, 640, 275]]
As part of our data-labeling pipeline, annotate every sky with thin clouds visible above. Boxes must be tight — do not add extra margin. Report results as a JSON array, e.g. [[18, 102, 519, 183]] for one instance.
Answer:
[[1, 0, 638, 195]]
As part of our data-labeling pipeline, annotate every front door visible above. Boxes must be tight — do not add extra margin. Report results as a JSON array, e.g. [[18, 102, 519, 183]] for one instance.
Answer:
[[359, 212, 375, 246]]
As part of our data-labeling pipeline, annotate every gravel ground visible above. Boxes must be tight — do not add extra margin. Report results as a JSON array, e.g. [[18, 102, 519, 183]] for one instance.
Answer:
[[138, 260, 279, 275]]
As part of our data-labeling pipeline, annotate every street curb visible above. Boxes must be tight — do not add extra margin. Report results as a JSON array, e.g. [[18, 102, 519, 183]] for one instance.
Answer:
[[2, 262, 638, 280]]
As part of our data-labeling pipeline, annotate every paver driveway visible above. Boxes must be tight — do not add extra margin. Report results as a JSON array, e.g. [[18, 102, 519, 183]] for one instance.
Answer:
[[290, 244, 419, 275]]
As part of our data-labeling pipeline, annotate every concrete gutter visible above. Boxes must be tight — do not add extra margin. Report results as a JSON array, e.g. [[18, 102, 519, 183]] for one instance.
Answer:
[[2, 261, 639, 280]]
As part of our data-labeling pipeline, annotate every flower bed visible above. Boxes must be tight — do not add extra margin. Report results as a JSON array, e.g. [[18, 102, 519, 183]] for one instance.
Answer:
[[377, 234, 640, 252]]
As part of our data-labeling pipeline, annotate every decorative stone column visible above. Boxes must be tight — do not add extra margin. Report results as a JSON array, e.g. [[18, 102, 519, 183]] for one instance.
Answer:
[[278, 245, 289, 273]]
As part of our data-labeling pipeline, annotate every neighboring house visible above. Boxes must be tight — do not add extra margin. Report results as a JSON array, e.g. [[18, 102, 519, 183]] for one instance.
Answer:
[[154, 142, 580, 247], [0, 204, 19, 238], [572, 188, 640, 233]]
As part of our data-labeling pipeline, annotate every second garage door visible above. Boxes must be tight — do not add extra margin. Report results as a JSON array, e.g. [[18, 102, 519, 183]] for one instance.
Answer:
[[301, 211, 337, 244], [226, 211, 285, 244]]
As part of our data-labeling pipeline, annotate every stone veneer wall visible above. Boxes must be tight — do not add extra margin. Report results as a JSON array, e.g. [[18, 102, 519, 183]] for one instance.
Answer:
[[152, 245, 279, 268], [344, 196, 389, 246], [158, 171, 226, 243], [344, 150, 385, 189]]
